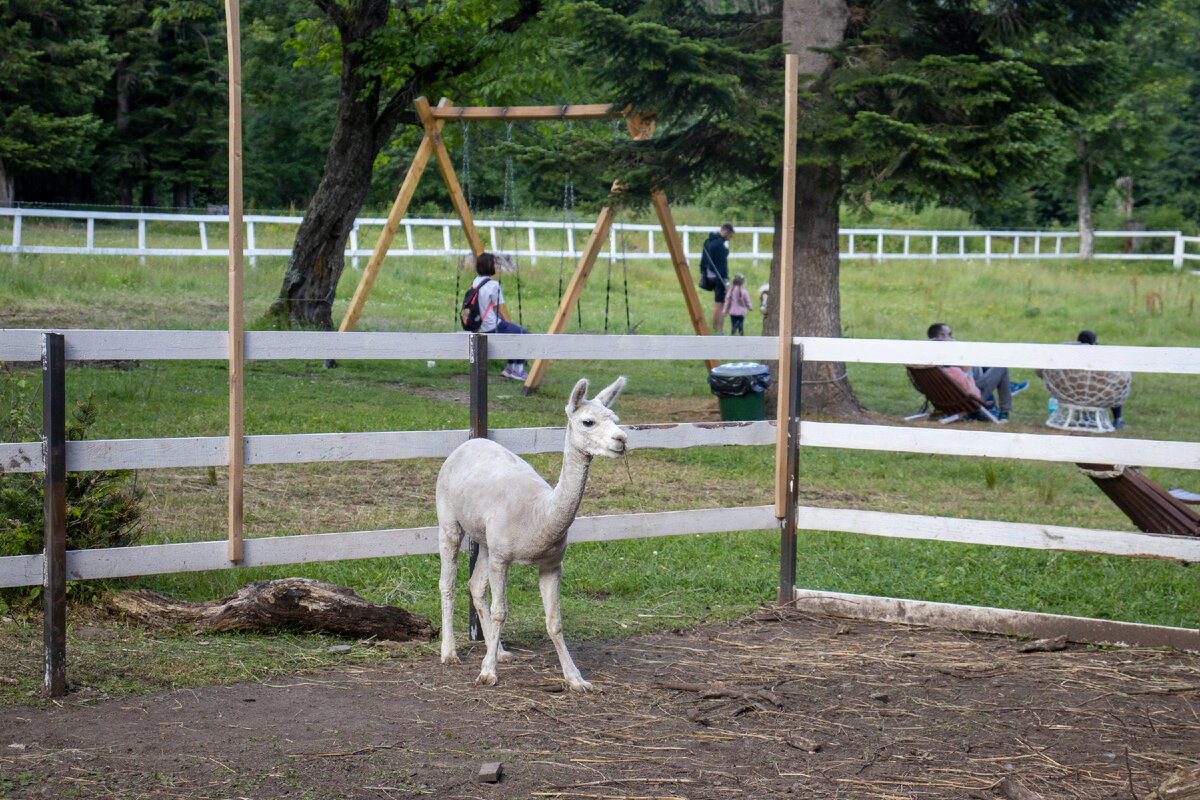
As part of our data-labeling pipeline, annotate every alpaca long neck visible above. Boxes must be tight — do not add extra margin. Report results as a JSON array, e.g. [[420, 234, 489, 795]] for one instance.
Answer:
[[545, 442, 593, 533]]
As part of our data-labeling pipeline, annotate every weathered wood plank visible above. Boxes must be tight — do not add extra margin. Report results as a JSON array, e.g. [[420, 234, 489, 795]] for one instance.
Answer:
[[802, 422, 1200, 470], [793, 505, 1200, 561], [789, 589, 1200, 651]]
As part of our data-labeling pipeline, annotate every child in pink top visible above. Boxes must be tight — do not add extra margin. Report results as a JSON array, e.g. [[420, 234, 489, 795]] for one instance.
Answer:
[[722, 273, 752, 335]]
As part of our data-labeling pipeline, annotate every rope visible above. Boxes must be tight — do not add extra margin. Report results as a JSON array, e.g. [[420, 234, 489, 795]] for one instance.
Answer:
[[559, 164, 582, 330], [1076, 465, 1129, 479], [454, 121, 473, 326], [501, 121, 523, 326]]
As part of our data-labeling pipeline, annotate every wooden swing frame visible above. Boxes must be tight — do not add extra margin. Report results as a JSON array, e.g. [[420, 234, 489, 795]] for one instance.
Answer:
[[337, 96, 718, 393]]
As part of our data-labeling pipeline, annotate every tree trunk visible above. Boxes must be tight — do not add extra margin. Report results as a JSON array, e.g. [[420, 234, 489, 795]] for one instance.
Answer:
[[267, 0, 391, 329], [110, 577, 434, 641], [770, 0, 861, 418], [0, 156, 13, 207], [116, 58, 134, 209], [765, 165, 863, 418], [1077, 135, 1094, 259]]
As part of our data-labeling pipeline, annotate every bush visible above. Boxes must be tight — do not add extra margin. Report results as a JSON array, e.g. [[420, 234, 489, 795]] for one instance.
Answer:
[[0, 366, 144, 558]]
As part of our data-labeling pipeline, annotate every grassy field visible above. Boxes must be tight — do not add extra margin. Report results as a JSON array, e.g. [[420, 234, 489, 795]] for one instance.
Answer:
[[1, 232, 1198, 704]]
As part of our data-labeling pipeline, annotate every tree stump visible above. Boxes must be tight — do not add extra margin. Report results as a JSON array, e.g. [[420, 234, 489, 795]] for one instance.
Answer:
[[110, 578, 433, 641]]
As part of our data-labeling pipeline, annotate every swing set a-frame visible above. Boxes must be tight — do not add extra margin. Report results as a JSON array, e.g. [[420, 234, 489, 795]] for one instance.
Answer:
[[337, 96, 719, 394]]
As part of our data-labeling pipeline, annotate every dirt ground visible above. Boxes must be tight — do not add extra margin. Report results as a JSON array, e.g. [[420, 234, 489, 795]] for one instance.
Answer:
[[1, 608, 1198, 800]]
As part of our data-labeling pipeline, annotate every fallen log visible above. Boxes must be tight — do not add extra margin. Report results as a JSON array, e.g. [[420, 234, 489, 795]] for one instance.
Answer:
[[110, 578, 434, 641]]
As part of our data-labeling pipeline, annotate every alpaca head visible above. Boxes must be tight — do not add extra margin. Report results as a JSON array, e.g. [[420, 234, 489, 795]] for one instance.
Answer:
[[565, 376, 628, 459]]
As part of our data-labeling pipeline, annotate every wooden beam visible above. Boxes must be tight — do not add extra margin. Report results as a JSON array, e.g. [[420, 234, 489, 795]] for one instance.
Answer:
[[651, 191, 716, 370], [429, 103, 620, 121], [419, 97, 485, 258], [774, 54, 799, 520], [522, 205, 617, 393], [339, 106, 446, 332], [225, 0, 244, 563]]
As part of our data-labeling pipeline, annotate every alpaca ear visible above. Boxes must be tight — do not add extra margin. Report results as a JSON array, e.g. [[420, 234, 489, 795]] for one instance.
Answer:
[[593, 376, 626, 407], [567, 378, 589, 413]]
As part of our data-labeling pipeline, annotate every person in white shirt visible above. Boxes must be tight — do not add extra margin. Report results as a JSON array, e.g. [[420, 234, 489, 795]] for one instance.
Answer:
[[471, 252, 529, 381]]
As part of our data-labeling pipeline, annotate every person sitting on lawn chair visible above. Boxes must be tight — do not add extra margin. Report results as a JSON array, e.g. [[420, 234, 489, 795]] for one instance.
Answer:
[[926, 322, 1027, 422]]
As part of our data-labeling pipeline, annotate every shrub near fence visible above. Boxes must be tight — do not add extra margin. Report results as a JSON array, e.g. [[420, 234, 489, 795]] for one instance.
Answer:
[[3, 208, 1200, 266], [2, 328, 1199, 660]]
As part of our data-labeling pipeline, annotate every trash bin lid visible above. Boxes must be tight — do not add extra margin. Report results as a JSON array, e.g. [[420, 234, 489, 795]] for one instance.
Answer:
[[709, 361, 770, 377]]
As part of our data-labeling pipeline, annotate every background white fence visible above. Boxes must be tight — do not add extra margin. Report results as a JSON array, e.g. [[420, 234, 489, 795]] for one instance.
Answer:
[[1, 329, 1198, 649], [3, 207, 1199, 267]]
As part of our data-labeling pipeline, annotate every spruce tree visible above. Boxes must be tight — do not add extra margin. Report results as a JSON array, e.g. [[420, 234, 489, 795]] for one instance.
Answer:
[[556, 0, 1149, 415]]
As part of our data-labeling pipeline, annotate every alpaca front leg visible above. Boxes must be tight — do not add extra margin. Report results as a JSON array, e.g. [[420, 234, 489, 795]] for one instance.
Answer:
[[467, 546, 512, 667], [437, 531, 462, 665], [539, 564, 592, 692], [476, 562, 511, 686]]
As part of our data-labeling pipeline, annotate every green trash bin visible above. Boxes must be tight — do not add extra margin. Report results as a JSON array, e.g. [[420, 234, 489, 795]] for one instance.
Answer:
[[708, 362, 771, 421]]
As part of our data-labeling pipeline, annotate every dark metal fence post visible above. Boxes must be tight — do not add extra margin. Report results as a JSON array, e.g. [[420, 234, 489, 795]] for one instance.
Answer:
[[42, 332, 67, 698], [467, 333, 487, 642], [779, 342, 803, 605]]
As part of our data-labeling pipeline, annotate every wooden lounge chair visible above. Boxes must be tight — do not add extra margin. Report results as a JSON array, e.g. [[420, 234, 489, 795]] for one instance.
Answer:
[[1076, 464, 1200, 536], [905, 365, 999, 423]]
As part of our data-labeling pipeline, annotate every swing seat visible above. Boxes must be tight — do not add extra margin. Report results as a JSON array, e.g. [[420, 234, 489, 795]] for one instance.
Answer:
[[904, 366, 999, 423], [1076, 463, 1200, 536]]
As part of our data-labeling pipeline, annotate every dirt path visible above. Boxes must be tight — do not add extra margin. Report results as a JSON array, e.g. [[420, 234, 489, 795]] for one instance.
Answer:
[[2, 609, 1198, 799]]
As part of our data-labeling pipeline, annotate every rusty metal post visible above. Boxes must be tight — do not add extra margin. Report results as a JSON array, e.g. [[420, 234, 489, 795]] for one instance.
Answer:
[[467, 333, 487, 641], [42, 332, 67, 697], [779, 341, 802, 606]]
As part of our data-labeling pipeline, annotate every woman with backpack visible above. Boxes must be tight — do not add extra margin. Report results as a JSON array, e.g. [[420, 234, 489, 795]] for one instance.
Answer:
[[465, 252, 529, 380]]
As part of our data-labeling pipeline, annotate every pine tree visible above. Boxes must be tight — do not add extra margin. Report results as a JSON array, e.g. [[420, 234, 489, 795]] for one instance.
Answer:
[[555, 0, 1149, 415], [0, 0, 114, 204]]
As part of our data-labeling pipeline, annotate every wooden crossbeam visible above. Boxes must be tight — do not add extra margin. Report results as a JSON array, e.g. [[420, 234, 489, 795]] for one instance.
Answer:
[[429, 104, 620, 121], [339, 98, 483, 333]]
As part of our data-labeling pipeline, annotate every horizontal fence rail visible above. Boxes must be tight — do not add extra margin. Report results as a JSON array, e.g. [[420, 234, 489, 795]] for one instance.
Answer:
[[0, 328, 1197, 650], [3, 207, 1198, 267]]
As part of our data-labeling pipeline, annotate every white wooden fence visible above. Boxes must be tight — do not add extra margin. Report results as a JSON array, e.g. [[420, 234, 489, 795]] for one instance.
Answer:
[[1, 330, 1198, 649], [4, 207, 1199, 267]]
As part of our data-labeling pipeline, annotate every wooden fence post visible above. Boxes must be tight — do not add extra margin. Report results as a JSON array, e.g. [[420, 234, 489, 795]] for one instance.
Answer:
[[779, 342, 802, 605], [467, 333, 487, 641], [42, 332, 67, 697]]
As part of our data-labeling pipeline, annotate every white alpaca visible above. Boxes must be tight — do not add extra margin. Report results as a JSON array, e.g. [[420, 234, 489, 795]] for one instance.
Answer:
[[436, 376, 628, 691]]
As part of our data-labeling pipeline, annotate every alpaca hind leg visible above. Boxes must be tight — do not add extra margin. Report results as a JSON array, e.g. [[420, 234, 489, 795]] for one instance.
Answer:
[[476, 561, 511, 686], [539, 564, 592, 692], [437, 522, 465, 664]]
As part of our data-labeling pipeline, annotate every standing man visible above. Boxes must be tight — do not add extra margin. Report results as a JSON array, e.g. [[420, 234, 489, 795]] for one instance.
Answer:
[[701, 223, 734, 334]]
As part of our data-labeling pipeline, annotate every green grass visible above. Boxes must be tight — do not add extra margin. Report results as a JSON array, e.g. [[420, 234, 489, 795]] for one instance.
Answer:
[[1, 242, 1198, 705]]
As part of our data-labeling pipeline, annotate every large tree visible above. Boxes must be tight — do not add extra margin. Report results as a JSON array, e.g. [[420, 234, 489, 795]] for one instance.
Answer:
[[267, 0, 543, 329], [0, 0, 113, 205], [558, 0, 1149, 415]]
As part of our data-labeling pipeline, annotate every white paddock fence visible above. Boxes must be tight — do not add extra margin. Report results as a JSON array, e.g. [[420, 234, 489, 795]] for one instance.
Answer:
[[2, 330, 1199, 652], [4, 207, 1200, 268]]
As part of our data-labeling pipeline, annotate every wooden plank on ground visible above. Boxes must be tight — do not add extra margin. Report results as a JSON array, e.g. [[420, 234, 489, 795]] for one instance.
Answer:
[[790, 589, 1200, 652]]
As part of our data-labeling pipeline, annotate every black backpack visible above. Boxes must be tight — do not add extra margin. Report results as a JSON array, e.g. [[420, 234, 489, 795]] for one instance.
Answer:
[[459, 277, 491, 331]]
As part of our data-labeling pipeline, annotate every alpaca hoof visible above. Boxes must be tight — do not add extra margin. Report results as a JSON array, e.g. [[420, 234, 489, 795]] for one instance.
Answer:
[[475, 671, 498, 687], [566, 678, 595, 693], [498, 648, 513, 664], [441, 652, 461, 665]]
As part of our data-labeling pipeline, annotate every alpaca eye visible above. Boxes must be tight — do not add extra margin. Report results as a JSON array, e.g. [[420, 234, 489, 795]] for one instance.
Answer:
[[581, 419, 595, 427]]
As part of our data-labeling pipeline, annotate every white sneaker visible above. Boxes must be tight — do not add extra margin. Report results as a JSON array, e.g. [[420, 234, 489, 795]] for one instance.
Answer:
[[508, 366, 529, 381], [500, 366, 517, 380]]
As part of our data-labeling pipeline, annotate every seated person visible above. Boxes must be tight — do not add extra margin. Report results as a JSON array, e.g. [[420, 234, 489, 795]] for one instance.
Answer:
[[1076, 329, 1124, 429], [926, 322, 1027, 421]]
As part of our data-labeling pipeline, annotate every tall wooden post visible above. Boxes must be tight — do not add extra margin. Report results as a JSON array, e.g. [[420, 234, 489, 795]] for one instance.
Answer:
[[775, 54, 800, 604], [225, 0, 244, 562], [42, 333, 67, 698]]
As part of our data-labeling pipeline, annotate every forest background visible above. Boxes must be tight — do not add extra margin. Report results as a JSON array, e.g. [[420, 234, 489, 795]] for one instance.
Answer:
[[6, 0, 1200, 233]]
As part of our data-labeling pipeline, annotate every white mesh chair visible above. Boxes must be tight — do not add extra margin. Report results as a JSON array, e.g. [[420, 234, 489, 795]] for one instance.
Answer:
[[1038, 355, 1131, 434]]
